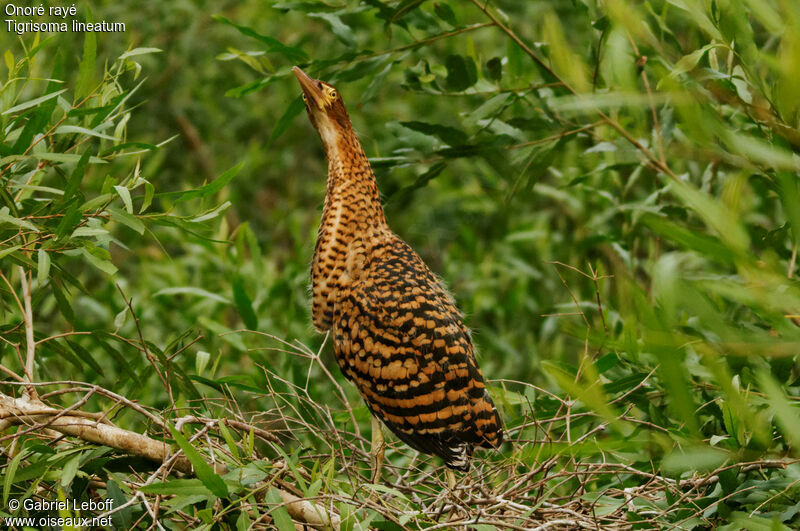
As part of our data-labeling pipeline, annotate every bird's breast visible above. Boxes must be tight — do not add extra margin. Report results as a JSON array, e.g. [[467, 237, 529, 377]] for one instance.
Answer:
[[310, 197, 385, 330]]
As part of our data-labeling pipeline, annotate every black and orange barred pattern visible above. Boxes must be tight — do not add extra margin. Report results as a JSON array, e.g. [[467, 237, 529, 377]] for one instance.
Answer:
[[294, 67, 502, 470]]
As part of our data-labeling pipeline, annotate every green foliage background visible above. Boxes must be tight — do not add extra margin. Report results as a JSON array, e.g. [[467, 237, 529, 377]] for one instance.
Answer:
[[2, 0, 800, 528]]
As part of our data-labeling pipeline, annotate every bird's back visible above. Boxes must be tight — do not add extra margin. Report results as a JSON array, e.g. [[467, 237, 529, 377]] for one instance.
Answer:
[[330, 229, 503, 470]]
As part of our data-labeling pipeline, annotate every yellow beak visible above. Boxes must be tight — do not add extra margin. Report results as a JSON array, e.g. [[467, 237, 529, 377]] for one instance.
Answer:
[[293, 66, 326, 110]]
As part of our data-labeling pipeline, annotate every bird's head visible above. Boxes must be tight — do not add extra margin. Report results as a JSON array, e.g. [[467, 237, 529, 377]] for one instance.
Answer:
[[293, 66, 353, 152]]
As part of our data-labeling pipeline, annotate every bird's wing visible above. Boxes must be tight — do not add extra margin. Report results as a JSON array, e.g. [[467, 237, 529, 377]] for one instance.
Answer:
[[332, 236, 502, 468]]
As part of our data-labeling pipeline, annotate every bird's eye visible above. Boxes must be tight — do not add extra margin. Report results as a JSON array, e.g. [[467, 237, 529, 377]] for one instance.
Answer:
[[301, 93, 308, 103], [328, 88, 338, 99]]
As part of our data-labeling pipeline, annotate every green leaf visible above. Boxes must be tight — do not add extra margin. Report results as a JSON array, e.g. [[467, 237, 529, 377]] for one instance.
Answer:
[[195, 350, 211, 377], [60, 453, 81, 487], [80, 193, 113, 212], [213, 16, 307, 62], [138, 479, 213, 496], [54, 125, 119, 141], [3, 449, 25, 505], [389, 0, 426, 25], [232, 276, 258, 330], [0, 211, 39, 232], [55, 203, 83, 241], [758, 369, 800, 451], [265, 488, 295, 531], [191, 201, 231, 222], [106, 480, 131, 529], [717, 0, 758, 66], [113, 185, 134, 214], [156, 162, 243, 202], [399, 121, 468, 146], [543, 360, 618, 427], [485, 57, 502, 82], [641, 214, 735, 264], [154, 287, 231, 304], [108, 206, 145, 235], [75, 7, 97, 99], [217, 420, 240, 460], [140, 180, 155, 214], [51, 277, 74, 323], [118, 47, 162, 60], [168, 425, 229, 498], [1, 89, 68, 116], [308, 12, 356, 46], [36, 152, 107, 165], [81, 247, 117, 276], [37, 249, 50, 286], [658, 44, 718, 88], [61, 150, 91, 207], [336, 56, 388, 83], [0, 244, 21, 262], [667, 180, 749, 252], [434, 3, 457, 26], [776, 171, 800, 247], [269, 96, 306, 146], [4, 50, 13, 73], [444, 54, 478, 92], [66, 340, 104, 375], [241, 222, 263, 276], [100, 142, 158, 156], [662, 446, 729, 474], [72, 226, 110, 238], [12, 55, 63, 154], [385, 162, 447, 203]]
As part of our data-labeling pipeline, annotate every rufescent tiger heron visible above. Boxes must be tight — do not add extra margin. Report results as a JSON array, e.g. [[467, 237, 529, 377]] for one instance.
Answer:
[[293, 66, 503, 482]]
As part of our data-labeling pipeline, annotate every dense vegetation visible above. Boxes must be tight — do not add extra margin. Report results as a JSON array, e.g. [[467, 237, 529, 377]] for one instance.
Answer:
[[2, 0, 800, 528]]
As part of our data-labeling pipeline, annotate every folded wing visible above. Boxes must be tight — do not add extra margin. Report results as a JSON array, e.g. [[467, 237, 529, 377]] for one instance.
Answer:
[[332, 236, 502, 470]]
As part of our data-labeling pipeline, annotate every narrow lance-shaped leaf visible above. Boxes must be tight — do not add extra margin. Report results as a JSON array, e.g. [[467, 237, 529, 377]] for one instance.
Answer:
[[75, 6, 97, 100], [213, 15, 307, 62], [37, 248, 50, 286], [114, 185, 134, 214], [54, 125, 120, 141], [0, 211, 39, 232], [232, 275, 258, 330], [758, 369, 800, 452], [12, 54, 64, 153], [434, 3, 457, 26], [776, 171, 800, 247], [265, 488, 295, 531], [269, 96, 305, 146], [308, 12, 357, 47], [3, 449, 25, 506], [167, 424, 229, 498], [156, 162, 244, 202], [37, 152, 106, 165], [2, 89, 68, 116], [118, 47, 162, 60], [108, 206, 145, 235], [138, 479, 213, 497], [389, 0, 426, 25]]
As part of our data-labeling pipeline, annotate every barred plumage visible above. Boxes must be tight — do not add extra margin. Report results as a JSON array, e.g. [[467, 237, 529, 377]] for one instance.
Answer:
[[293, 67, 502, 470]]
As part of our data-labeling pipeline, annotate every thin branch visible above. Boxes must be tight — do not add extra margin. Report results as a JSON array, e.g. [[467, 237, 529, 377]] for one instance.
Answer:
[[116, 284, 172, 402], [17, 266, 37, 398], [0, 391, 340, 528]]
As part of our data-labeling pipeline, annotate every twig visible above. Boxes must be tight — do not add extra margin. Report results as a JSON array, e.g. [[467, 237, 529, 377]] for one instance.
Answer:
[[0, 391, 341, 528], [172, 415, 280, 444], [116, 284, 173, 403], [17, 267, 37, 399]]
